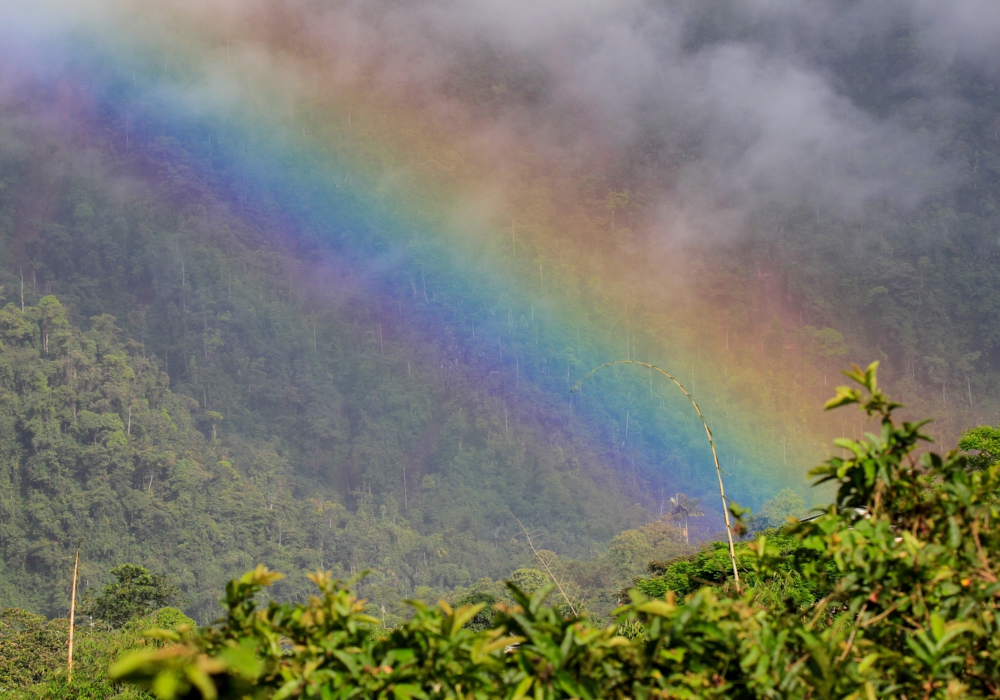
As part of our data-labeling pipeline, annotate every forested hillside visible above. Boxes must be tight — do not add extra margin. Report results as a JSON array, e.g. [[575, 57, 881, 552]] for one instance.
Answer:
[[0, 289, 680, 620], [4, 0, 1000, 632], [0, 119, 655, 618]]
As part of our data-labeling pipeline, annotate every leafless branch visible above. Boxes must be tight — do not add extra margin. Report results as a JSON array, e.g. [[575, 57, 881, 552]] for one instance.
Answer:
[[516, 519, 578, 616]]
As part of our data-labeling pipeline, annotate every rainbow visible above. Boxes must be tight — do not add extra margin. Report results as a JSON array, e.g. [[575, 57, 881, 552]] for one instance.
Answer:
[[0, 1, 839, 517]]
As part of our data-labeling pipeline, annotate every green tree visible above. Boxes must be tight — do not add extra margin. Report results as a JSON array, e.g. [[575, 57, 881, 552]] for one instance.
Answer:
[[507, 568, 549, 595], [453, 591, 499, 632], [0, 609, 67, 689], [958, 423, 1000, 471], [84, 564, 179, 628], [754, 488, 806, 529]]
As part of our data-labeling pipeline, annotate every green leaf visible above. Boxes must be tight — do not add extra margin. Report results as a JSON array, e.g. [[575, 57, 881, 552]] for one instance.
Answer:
[[218, 643, 262, 679], [857, 653, 879, 674]]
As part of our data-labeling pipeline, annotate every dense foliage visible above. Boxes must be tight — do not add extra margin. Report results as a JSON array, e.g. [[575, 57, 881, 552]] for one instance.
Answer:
[[0, 106, 656, 618], [0, 604, 194, 699], [0, 298, 686, 621], [105, 365, 1000, 698], [6, 9, 1000, 620], [5, 5, 1000, 661], [958, 424, 1000, 472], [84, 565, 181, 629]]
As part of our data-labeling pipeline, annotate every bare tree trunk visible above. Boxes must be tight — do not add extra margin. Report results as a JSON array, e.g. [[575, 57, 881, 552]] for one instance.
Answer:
[[573, 360, 742, 592], [68, 542, 81, 682], [517, 519, 577, 615]]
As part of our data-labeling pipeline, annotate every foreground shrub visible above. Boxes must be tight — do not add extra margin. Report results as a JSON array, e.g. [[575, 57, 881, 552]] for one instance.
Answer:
[[112, 363, 1000, 699]]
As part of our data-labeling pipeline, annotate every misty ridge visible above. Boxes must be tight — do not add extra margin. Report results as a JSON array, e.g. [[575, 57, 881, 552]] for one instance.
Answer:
[[0, 0, 997, 479]]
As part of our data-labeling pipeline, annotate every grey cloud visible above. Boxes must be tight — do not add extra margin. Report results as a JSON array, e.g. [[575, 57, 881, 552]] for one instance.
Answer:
[[291, 0, 978, 231], [5, 0, 992, 236]]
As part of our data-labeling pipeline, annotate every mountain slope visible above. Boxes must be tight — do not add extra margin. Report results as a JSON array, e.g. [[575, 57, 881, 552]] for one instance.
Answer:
[[0, 103, 650, 618]]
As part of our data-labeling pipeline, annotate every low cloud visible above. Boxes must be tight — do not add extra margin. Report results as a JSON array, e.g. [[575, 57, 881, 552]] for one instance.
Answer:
[[3, 0, 995, 240], [284, 0, 985, 235]]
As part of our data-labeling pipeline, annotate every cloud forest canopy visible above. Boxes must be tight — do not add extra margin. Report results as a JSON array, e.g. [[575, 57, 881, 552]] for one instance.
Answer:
[[1, 0, 1000, 638]]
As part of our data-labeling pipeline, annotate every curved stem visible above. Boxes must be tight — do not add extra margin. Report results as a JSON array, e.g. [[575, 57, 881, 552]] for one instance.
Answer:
[[571, 360, 741, 592]]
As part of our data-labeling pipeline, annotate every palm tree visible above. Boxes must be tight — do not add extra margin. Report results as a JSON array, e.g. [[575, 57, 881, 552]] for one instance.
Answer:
[[668, 493, 704, 545]]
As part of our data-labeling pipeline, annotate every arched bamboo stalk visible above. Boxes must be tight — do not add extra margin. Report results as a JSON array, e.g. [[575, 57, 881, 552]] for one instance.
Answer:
[[571, 360, 741, 591]]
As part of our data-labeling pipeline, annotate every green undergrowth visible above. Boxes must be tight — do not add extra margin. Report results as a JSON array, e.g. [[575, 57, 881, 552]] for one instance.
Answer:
[[104, 364, 1000, 698], [0, 607, 193, 699]]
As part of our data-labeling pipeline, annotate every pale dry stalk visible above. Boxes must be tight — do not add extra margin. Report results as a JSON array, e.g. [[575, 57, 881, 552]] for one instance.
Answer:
[[572, 360, 741, 592]]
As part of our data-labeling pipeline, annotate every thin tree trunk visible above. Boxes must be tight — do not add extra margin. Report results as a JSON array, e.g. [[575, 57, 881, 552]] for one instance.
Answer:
[[68, 542, 81, 682], [517, 519, 576, 615], [573, 360, 742, 592]]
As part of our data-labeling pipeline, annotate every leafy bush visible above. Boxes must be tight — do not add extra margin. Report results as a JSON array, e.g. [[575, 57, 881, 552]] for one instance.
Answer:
[[638, 533, 823, 611], [958, 423, 1000, 471], [85, 565, 181, 629], [0, 607, 155, 699], [110, 363, 1000, 698], [153, 609, 196, 633], [452, 592, 499, 633], [0, 609, 68, 690]]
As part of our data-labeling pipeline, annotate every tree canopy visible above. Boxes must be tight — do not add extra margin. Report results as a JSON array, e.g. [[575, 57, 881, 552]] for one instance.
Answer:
[[84, 564, 180, 628]]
